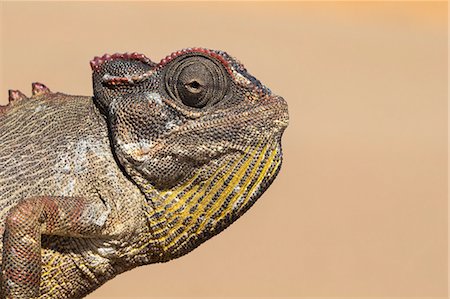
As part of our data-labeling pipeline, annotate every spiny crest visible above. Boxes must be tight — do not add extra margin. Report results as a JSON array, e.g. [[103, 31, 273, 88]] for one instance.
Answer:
[[90, 52, 156, 71], [31, 82, 51, 96], [90, 48, 270, 95], [0, 82, 52, 116], [8, 90, 27, 103], [156, 48, 271, 95], [157, 48, 233, 75]]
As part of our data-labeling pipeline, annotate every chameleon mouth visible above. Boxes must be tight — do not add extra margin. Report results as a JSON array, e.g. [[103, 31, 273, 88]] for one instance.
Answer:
[[174, 99, 289, 135], [90, 52, 156, 71]]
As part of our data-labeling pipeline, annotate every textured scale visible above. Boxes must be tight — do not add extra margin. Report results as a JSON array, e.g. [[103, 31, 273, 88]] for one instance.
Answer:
[[0, 92, 146, 298], [0, 48, 288, 298]]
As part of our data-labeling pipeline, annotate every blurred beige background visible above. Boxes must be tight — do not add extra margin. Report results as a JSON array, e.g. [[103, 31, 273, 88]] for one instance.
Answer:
[[0, 2, 447, 298]]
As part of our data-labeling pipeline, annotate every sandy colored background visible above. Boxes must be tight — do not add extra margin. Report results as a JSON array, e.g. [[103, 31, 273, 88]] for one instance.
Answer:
[[0, 2, 447, 298]]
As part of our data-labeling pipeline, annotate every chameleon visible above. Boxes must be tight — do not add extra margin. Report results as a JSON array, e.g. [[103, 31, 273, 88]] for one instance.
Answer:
[[0, 48, 289, 298]]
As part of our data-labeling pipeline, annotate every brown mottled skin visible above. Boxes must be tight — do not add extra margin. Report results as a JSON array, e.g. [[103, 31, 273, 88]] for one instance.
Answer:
[[0, 48, 288, 298]]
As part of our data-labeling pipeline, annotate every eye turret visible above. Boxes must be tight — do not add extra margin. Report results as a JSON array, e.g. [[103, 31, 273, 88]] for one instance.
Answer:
[[164, 55, 230, 108]]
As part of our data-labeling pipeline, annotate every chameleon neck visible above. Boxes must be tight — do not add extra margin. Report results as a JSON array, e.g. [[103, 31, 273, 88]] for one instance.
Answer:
[[130, 142, 282, 263]]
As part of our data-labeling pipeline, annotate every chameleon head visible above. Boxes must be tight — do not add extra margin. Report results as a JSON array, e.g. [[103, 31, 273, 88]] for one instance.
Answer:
[[92, 48, 288, 253]]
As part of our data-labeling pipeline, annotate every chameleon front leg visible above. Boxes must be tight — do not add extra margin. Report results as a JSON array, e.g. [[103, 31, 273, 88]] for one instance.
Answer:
[[1, 196, 109, 299]]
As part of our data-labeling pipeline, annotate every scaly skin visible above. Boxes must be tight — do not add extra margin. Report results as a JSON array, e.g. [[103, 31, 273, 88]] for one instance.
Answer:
[[0, 48, 288, 298]]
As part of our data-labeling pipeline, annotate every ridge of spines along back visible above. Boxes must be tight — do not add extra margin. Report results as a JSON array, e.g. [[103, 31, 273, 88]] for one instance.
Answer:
[[0, 82, 51, 115]]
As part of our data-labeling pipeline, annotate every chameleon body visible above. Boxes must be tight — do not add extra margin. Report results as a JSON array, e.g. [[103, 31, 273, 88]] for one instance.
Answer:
[[0, 48, 288, 298]]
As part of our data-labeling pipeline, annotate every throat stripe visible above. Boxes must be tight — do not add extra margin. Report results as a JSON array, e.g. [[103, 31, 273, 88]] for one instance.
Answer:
[[194, 144, 269, 234]]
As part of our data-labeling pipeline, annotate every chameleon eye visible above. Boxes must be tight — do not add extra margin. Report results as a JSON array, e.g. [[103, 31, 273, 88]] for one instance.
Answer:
[[164, 55, 229, 108]]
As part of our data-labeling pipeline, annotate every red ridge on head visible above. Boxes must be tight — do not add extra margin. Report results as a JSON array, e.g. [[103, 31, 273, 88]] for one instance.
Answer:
[[90, 52, 155, 71], [156, 48, 233, 76]]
